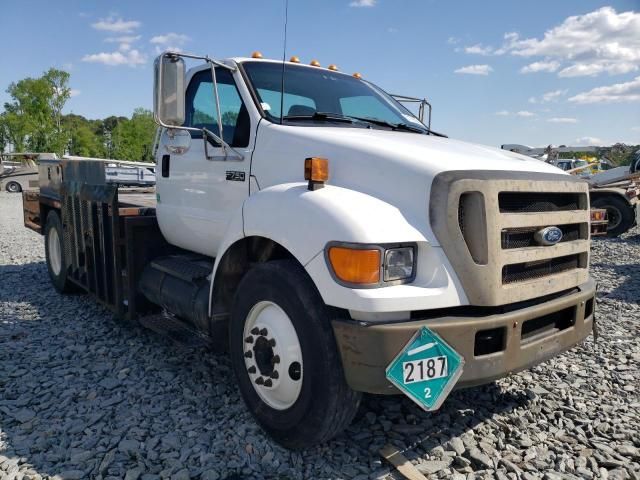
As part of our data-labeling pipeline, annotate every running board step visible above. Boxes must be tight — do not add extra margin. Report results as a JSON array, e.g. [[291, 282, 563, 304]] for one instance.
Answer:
[[138, 311, 211, 348], [151, 255, 212, 282]]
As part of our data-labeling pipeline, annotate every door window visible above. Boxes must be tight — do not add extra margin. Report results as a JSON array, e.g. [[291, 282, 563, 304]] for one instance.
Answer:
[[185, 68, 250, 147]]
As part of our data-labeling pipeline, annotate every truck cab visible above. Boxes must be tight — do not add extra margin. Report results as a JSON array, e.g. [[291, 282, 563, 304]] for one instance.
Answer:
[[29, 51, 596, 449]]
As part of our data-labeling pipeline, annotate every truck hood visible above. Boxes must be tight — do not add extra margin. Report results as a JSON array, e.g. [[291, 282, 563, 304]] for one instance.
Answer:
[[253, 124, 571, 245], [283, 126, 562, 176]]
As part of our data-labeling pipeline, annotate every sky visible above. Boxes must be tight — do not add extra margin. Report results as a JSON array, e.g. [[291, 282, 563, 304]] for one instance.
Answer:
[[1, 0, 639, 149]]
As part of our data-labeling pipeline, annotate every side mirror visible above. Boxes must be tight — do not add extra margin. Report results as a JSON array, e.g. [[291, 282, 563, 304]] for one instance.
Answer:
[[154, 54, 186, 127]]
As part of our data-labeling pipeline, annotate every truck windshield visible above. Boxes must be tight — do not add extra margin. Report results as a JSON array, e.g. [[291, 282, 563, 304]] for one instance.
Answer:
[[242, 61, 428, 133]]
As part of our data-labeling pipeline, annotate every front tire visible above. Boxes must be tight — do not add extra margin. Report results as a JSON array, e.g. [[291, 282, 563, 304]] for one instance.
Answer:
[[6, 181, 21, 193], [592, 196, 635, 238], [229, 259, 361, 449], [44, 211, 74, 293]]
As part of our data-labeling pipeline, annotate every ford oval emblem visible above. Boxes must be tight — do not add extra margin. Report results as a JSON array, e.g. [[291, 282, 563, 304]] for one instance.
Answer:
[[535, 226, 563, 246]]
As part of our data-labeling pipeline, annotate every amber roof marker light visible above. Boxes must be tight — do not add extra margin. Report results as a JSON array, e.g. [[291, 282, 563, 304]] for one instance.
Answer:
[[290, 56, 300, 63], [310, 59, 321, 67], [304, 157, 329, 191], [353, 72, 362, 79], [251, 51, 263, 59], [328, 64, 338, 71]]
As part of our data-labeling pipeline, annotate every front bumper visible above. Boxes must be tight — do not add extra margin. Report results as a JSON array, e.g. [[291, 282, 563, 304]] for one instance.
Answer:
[[332, 278, 596, 394]]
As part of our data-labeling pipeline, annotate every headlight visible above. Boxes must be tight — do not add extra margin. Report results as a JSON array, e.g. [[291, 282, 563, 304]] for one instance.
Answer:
[[326, 243, 416, 287], [383, 247, 415, 281]]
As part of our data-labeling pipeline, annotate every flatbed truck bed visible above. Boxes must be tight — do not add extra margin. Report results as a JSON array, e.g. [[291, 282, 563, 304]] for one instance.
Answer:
[[23, 158, 174, 322]]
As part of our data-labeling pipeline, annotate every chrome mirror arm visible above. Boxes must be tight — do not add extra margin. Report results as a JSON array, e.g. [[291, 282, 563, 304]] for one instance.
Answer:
[[154, 51, 244, 161], [390, 94, 433, 131]]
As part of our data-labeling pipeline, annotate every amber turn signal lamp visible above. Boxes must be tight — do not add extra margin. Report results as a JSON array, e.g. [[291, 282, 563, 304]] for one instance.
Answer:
[[591, 210, 605, 221], [310, 59, 321, 67], [328, 247, 381, 285], [290, 56, 300, 63], [328, 64, 338, 71], [251, 51, 263, 59], [353, 72, 362, 79], [304, 157, 329, 191]]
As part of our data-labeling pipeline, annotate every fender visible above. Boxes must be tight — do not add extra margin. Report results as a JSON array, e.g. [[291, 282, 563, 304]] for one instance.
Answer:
[[211, 182, 467, 315]]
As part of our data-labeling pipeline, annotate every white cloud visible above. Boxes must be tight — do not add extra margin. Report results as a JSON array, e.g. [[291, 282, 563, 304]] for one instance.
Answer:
[[447, 36, 460, 45], [542, 89, 568, 102], [529, 89, 568, 104], [632, 126, 640, 132], [105, 35, 141, 44], [569, 76, 640, 104], [82, 49, 146, 67], [464, 44, 493, 55], [349, 0, 375, 6], [69, 89, 81, 97], [150, 33, 190, 54], [502, 7, 640, 77], [575, 136, 604, 146], [520, 61, 560, 74], [548, 117, 578, 123], [92, 17, 141, 33], [454, 64, 493, 75], [496, 110, 536, 117], [150, 33, 189, 45]]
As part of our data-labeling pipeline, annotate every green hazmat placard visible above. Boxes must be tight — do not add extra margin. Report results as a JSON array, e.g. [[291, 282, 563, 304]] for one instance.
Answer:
[[385, 326, 465, 411]]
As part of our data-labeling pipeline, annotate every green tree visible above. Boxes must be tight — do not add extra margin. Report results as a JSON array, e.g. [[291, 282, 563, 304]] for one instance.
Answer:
[[111, 108, 157, 161], [63, 114, 104, 157], [43, 68, 71, 153], [1, 68, 70, 155]]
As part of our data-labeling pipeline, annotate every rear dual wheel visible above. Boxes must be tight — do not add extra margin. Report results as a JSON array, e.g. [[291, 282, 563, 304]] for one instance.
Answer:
[[229, 260, 361, 449], [44, 211, 74, 293]]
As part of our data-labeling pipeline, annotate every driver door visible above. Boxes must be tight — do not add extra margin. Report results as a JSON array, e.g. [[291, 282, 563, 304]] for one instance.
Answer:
[[156, 67, 254, 257]]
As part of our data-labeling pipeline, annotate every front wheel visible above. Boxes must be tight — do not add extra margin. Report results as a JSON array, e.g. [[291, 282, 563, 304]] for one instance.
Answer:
[[229, 259, 361, 449]]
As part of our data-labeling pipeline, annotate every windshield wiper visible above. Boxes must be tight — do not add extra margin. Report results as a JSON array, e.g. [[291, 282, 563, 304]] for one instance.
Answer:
[[282, 112, 441, 135], [348, 116, 427, 133], [283, 112, 360, 124]]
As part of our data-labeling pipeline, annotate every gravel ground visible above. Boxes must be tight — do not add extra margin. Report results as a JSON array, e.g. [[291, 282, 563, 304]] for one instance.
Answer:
[[0, 190, 638, 480]]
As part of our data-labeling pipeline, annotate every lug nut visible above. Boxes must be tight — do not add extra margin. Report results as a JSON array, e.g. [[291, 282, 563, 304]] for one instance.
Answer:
[[248, 366, 256, 374], [244, 351, 253, 358], [244, 336, 254, 343], [271, 355, 280, 365], [255, 376, 264, 385], [263, 379, 273, 387], [251, 327, 260, 335], [268, 338, 276, 347], [259, 328, 268, 336], [270, 371, 279, 379]]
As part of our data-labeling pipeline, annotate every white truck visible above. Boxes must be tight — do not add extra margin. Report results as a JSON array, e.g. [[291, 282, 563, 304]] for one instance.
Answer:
[[23, 51, 596, 449]]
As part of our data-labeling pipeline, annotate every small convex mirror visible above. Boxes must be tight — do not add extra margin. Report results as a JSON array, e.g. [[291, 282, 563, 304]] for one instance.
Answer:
[[154, 54, 186, 126], [162, 128, 191, 155]]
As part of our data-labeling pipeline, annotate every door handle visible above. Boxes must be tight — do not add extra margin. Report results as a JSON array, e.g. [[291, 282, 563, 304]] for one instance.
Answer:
[[162, 154, 170, 178]]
